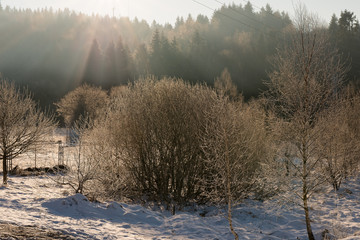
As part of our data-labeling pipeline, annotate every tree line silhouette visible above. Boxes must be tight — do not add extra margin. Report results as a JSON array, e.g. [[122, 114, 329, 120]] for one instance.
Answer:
[[0, 3, 359, 110]]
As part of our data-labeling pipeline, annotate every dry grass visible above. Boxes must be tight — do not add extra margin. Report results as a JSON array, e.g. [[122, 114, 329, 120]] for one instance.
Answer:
[[0, 222, 75, 239]]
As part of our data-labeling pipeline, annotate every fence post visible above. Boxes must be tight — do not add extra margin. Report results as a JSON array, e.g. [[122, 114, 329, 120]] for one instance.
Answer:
[[58, 141, 64, 165], [34, 144, 37, 169]]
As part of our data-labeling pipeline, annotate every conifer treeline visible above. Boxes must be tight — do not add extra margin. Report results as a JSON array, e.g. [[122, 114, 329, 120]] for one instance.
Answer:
[[0, 3, 359, 109]]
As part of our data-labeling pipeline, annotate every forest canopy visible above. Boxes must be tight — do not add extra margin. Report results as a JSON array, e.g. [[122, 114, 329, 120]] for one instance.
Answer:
[[0, 3, 359, 110]]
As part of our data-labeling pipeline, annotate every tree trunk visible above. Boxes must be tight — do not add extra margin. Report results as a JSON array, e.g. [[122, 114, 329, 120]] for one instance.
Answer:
[[228, 196, 239, 240], [2, 155, 7, 185], [302, 139, 314, 240], [303, 196, 315, 240], [225, 131, 239, 240]]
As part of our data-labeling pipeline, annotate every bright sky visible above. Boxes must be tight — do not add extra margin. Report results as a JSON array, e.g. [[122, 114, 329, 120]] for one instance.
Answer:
[[2, 0, 359, 25]]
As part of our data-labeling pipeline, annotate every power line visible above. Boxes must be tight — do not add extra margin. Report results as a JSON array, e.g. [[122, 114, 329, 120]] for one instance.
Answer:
[[191, 0, 263, 33], [239, 0, 286, 21], [191, 0, 282, 39], [213, 0, 275, 30]]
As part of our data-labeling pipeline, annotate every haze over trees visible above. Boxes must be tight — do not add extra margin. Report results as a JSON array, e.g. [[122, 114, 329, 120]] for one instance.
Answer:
[[1, 2, 360, 239], [0, 3, 359, 111], [329, 10, 360, 84], [0, 3, 293, 109]]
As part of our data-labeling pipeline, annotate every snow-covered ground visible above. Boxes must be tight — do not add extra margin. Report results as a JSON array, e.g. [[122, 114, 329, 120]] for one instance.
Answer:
[[0, 175, 360, 239]]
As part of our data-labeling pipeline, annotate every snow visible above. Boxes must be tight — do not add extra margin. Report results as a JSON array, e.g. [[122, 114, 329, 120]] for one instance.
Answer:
[[1, 175, 360, 239]]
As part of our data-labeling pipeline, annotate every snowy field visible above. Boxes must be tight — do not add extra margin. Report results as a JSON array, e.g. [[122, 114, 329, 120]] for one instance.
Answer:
[[8, 129, 80, 171], [1, 174, 360, 239]]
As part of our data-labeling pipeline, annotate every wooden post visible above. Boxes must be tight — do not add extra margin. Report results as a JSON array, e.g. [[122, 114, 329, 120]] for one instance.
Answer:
[[34, 144, 37, 169], [58, 141, 64, 165]]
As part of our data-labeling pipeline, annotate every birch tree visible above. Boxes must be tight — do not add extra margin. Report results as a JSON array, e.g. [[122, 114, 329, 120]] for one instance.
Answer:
[[265, 5, 347, 240], [202, 72, 269, 239]]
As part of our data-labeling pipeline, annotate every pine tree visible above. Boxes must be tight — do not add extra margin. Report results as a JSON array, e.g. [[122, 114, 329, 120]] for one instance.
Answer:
[[150, 29, 163, 75], [337, 11, 360, 83], [83, 39, 103, 86], [104, 41, 116, 89], [115, 36, 131, 85], [134, 44, 149, 76]]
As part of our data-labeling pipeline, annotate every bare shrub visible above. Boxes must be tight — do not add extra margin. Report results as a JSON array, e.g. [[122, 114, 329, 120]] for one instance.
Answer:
[[87, 75, 272, 223], [89, 77, 217, 206], [57, 116, 102, 195], [123, 77, 216, 206], [55, 84, 108, 127], [85, 112, 133, 201], [317, 89, 360, 191]]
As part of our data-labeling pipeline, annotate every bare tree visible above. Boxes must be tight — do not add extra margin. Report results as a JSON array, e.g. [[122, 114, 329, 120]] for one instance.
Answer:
[[317, 89, 360, 191], [55, 84, 108, 127], [58, 116, 101, 194], [265, 5, 348, 240], [203, 70, 269, 239], [201, 93, 269, 239], [0, 79, 55, 185], [214, 68, 238, 100]]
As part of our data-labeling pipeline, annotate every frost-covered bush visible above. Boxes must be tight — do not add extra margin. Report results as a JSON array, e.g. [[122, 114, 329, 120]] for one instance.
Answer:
[[104, 77, 217, 205], [86, 76, 270, 209], [55, 84, 108, 127]]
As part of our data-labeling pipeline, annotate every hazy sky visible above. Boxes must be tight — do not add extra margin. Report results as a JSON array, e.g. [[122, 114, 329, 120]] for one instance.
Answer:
[[2, 0, 359, 25]]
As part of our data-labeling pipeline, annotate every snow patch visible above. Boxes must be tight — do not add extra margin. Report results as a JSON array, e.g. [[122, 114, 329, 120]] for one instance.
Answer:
[[1, 175, 360, 239]]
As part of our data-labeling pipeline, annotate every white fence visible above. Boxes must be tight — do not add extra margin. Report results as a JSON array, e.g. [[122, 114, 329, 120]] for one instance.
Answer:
[[7, 128, 80, 171], [11, 142, 78, 170]]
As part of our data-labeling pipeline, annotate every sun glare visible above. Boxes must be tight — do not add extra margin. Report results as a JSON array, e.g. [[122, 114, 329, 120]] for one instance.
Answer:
[[70, 0, 129, 17]]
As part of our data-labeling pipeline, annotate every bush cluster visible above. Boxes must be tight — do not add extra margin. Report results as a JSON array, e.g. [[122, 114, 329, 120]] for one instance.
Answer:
[[68, 76, 269, 207], [56, 75, 360, 213]]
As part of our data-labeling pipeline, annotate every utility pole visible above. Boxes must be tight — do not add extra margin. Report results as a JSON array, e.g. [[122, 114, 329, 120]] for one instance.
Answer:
[[112, 0, 116, 18], [128, 0, 130, 17]]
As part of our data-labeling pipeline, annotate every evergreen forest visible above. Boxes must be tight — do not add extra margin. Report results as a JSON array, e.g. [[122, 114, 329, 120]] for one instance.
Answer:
[[0, 2, 359, 112]]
